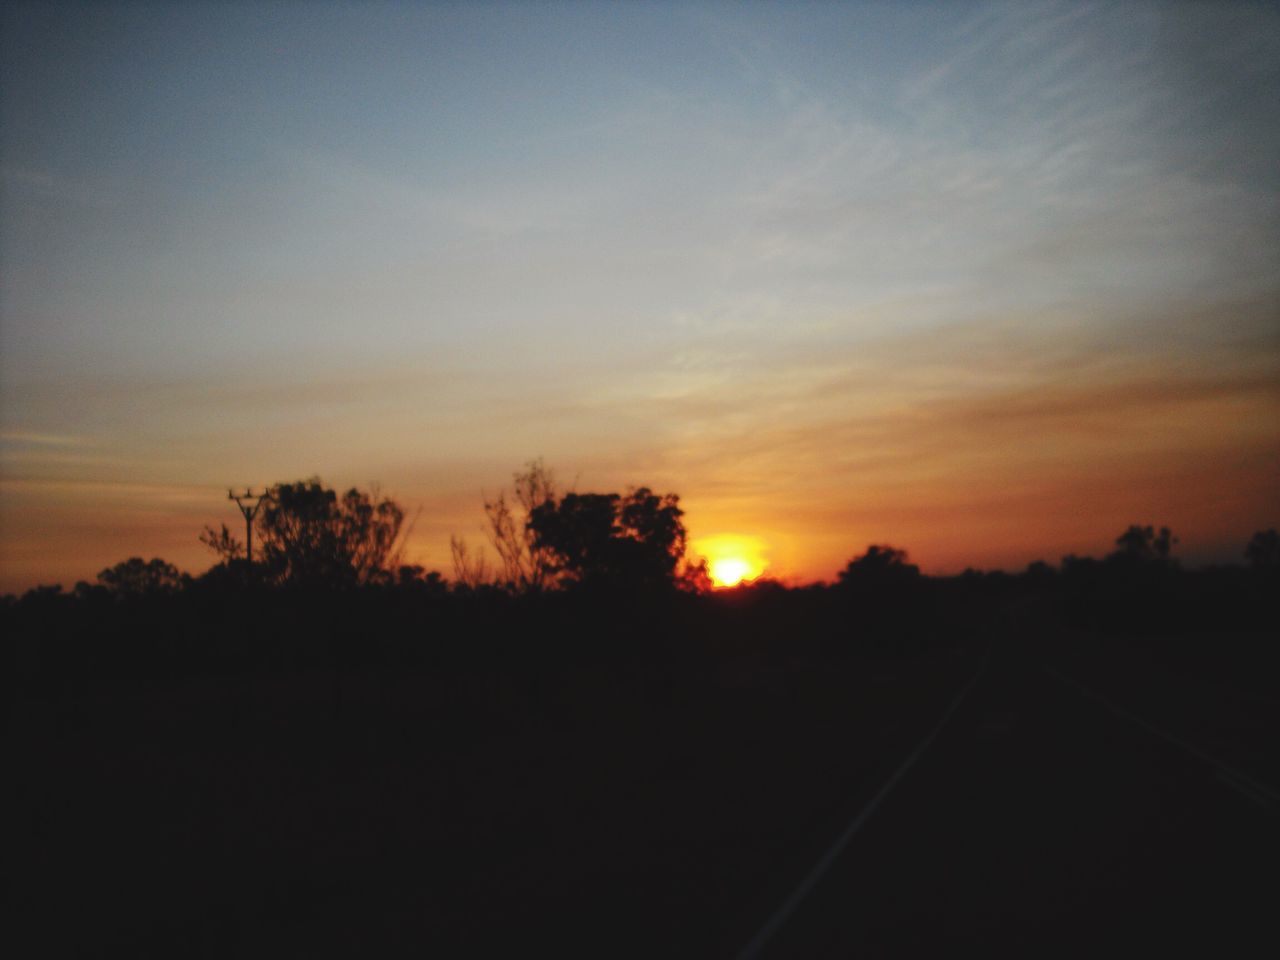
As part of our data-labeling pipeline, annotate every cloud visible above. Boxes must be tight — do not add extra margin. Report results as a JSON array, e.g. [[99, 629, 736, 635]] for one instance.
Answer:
[[0, 431, 91, 447]]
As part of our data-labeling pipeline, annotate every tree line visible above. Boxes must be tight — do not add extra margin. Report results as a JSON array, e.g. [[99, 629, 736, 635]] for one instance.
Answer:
[[5, 460, 1279, 603]]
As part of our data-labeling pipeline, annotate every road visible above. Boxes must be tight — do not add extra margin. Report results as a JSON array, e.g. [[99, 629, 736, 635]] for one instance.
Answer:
[[740, 641, 1279, 957]]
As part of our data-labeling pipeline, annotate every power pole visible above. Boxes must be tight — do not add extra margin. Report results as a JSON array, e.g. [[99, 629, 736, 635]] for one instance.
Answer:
[[228, 489, 270, 564]]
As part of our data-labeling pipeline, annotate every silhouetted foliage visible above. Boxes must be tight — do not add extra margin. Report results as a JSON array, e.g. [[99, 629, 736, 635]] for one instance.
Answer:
[[199, 522, 244, 564], [831, 545, 931, 649], [1024, 560, 1057, 584], [529, 486, 688, 590], [837, 545, 921, 585], [257, 479, 406, 588], [1244, 528, 1279, 569], [394, 564, 448, 598], [18, 583, 65, 604], [678, 556, 714, 594], [1108, 524, 1177, 566], [96, 557, 187, 597], [450, 533, 493, 590], [484, 459, 558, 591]]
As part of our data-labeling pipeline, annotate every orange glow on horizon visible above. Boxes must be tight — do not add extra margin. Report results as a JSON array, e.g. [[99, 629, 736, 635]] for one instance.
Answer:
[[696, 535, 769, 588]]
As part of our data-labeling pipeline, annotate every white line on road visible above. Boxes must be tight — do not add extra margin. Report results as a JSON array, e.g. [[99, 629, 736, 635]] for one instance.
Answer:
[[1215, 770, 1274, 809], [1046, 666, 1280, 811], [736, 652, 990, 960]]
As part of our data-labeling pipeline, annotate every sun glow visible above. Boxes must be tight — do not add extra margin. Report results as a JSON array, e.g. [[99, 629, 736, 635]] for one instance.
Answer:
[[696, 535, 768, 588], [709, 556, 752, 587]]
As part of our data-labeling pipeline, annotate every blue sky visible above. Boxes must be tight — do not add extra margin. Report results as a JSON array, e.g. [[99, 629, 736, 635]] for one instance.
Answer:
[[2, 1, 1278, 589]]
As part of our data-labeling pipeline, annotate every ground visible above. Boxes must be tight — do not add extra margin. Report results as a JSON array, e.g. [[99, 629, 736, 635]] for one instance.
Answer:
[[6, 618, 1276, 957]]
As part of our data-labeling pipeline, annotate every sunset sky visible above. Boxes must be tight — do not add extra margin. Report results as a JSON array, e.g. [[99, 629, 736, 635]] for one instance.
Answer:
[[2, 1, 1278, 593]]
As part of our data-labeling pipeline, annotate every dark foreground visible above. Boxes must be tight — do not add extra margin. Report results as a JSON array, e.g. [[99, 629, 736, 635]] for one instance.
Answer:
[[749, 637, 1279, 958], [5, 585, 1277, 957]]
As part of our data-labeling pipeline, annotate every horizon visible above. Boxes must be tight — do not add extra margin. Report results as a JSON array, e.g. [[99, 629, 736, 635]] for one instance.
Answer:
[[3, 1, 1278, 594], [2, 472, 1270, 595]]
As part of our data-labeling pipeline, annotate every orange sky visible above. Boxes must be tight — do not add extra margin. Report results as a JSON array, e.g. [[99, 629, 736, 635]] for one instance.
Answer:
[[4, 297, 1276, 593]]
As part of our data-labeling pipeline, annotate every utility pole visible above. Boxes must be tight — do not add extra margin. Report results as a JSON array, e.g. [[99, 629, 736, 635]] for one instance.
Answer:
[[228, 489, 270, 564]]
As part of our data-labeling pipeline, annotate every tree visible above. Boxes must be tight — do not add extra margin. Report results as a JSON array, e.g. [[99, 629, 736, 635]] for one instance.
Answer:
[[198, 522, 244, 564], [837, 545, 920, 585], [449, 534, 493, 591], [97, 557, 187, 597], [528, 486, 688, 590], [1024, 560, 1057, 584], [1108, 525, 1177, 566], [483, 459, 557, 591], [1244, 528, 1279, 569], [256, 478, 406, 587], [395, 564, 448, 596], [677, 556, 714, 594]]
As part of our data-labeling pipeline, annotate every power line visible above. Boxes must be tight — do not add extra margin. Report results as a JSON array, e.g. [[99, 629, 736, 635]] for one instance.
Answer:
[[228, 488, 270, 564]]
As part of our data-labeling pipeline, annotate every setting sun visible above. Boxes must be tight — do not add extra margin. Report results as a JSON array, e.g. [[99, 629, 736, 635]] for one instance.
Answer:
[[696, 535, 768, 588], [710, 557, 752, 588]]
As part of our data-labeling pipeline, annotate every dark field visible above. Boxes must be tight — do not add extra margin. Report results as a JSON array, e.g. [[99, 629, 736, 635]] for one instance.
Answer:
[[4, 576, 1277, 957]]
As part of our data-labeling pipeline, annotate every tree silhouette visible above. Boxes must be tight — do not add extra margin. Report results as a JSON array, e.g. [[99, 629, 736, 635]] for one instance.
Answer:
[[198, 522, 244, 564], [256, 478, 406, 587], [395, 564, 448, 596], [529, 486, 688, 589], [678, 556, 714, 593], [1244, 528, 1279, 569], [449, 533, 493, 590], [837, 545, 921, 586], [483, 459, 557, 591], [96, 557, 186, 596], [1108, 525, 1177, 565]]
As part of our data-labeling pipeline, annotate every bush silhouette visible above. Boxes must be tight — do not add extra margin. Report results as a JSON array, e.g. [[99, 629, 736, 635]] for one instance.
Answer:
[[256, 479, 406, 588]]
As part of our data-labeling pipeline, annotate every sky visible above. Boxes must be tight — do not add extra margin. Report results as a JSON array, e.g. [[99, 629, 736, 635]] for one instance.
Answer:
[[2, 0, 1278, 592]]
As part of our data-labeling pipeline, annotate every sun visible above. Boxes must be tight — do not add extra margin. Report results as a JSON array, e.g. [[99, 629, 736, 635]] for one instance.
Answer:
[[709, 556, 753, 588], [694, 534, 768, 588]]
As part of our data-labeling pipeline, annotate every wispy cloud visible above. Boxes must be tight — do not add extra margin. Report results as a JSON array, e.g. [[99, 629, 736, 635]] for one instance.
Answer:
[[0, 431, 92, 448]]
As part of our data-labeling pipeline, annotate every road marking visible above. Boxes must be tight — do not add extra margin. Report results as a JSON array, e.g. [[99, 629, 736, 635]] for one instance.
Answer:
[[1046, 666, 1280, 812], [1216, 770, 1274, 809], [736, 653, 990, 960]]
